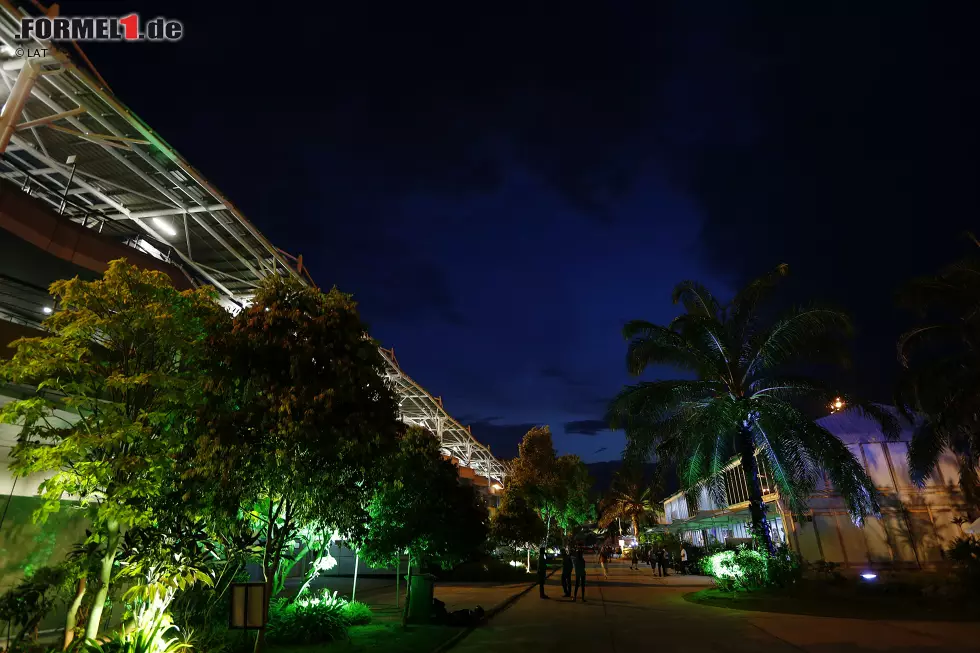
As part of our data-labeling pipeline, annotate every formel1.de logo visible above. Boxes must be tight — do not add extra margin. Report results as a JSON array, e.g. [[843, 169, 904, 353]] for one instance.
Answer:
[[16, 14, 183, 42]]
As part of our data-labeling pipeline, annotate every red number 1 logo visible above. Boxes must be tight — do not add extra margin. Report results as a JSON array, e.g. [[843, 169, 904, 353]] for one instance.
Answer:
[[119, 14, 139, 40]]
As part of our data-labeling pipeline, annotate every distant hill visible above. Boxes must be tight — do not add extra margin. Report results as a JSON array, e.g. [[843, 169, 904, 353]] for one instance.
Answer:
[[585, 461, 677, 499]]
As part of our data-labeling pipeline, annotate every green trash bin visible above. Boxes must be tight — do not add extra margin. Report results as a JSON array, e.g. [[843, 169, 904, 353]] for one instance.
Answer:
[[406, 573, 437, 624]]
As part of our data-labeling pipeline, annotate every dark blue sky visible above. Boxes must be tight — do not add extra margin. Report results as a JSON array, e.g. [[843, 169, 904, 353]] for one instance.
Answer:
[[72, 1, 978, 461]]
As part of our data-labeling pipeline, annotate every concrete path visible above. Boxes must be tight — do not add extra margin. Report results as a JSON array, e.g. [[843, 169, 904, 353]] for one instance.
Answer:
[[452, 559, 980, 652]]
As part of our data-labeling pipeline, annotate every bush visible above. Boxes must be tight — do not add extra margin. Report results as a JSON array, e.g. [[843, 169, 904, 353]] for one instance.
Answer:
[[702, 545, 801, 592], [947, 535, 980, 584], [266, 589, 373, 644], [0, 566, 68, 646], [78, 616, 191, 653], [266, 597, 347, 645], [340, 601, 373, 626]]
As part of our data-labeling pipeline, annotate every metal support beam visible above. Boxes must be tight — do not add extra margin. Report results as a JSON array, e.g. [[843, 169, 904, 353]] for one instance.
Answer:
[[0, 59, 40, 153], [15, 106, 86, 131], [101, 204, 226, 220]]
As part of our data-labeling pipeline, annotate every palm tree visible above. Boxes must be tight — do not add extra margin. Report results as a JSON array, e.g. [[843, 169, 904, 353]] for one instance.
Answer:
[[599, 473, 658, 540], [897, 243, 980, 514], [607, 265, 897, 554]]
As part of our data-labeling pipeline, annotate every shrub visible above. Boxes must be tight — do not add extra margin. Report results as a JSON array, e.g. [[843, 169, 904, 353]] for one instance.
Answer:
[[340, 601, 373, 626], [947, 535, 980, 584], [78, 616, 191, 653], [266, 589, 372, 644], [703, 545, 801, 592], [0, 566, 68, 646], [266, 597, 347, 645]]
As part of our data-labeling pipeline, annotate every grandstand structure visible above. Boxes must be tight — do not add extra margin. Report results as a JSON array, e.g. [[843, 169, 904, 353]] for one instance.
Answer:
[[0, 0, 505, 484]]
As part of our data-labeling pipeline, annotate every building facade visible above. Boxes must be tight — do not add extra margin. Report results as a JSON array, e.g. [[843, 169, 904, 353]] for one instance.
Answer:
[[660, 409, 970, 569]]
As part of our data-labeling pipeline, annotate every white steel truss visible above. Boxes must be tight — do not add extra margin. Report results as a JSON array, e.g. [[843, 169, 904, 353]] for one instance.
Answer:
[[0, 0, 505, 482], [380, 348, 507, 483]]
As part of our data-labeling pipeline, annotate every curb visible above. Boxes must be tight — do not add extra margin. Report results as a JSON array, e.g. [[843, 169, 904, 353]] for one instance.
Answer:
[[431, 568, 558, 653]]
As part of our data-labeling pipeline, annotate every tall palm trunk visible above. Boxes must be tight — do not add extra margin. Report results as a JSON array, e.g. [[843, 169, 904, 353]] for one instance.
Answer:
[[85, 520, 120, 641], [631, 516, 640, 540], [737, 426, 775, 554]]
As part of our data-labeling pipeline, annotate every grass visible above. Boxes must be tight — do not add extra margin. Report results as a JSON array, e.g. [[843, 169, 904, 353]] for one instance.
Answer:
[[686, 580, 980, 622], [268, 623, 456, 653]]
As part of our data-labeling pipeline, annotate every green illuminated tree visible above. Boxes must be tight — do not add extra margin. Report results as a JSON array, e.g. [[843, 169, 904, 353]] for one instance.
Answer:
[[896, 242, 980, 514], [189, 276, 401, 650], [489, 493, 545, 568], [0, 260, 226, 641], [608, 265, 897, 553], [553, 455, 595, 542], [358, 426, 489, 570]]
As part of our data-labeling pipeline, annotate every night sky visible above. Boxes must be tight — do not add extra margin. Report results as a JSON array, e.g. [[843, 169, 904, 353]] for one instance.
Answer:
[[67, 1, 979, 462]]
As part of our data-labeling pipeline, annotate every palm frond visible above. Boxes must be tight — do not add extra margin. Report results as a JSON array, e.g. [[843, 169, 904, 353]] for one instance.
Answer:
[[756, 397, 881, 523], [728, 263, 790, 336], [667, 314, 736, 387], [906, 419, 947, 487], [671, 280, 721, 319], [622, 322, 714, 377], [606, 380, 723, 430], [743, 307, 852, 383]]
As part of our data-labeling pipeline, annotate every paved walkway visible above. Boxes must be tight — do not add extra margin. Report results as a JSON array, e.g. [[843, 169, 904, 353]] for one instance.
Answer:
[[453, 559, 980, 652]]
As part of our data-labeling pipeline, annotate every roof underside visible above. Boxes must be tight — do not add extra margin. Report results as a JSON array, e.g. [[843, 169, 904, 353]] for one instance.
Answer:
[[0, 0, 505, 481]]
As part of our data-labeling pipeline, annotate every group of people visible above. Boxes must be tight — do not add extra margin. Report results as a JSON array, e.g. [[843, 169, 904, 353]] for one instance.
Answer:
[[535, 543, 692, 602], [624, 544, 690, 576], [627, 546, 683, 576], [537, 547, 588, 601]]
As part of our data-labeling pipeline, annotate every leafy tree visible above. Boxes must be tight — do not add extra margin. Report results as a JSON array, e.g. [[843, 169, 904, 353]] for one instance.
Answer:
[[608, 266, 897, 553], [358, 426, 489, 571], [552, 455, 595, 543], [489, 493, 545, 569], [189, 276, 401, 649], [502, 427, 593, 555], [896, 244, 980, 514], [0, 260, 226, 640], [599, 472, 657, 540], [506, 427, 562, 542]]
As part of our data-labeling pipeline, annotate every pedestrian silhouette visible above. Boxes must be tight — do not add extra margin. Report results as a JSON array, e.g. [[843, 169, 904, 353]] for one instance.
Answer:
[[561, 548, 573, 597], [538, 547, 549, 599], [573, 548, 586, 602]]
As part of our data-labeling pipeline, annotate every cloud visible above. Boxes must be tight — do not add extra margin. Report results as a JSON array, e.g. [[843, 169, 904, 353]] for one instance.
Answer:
[[564, 419, 611, 436]]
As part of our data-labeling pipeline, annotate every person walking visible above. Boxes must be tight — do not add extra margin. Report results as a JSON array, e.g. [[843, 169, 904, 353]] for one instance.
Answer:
[[561, 548, 573, 597], [656, 547, 667, 577], [537, 547, 549, 599], [629, 547, 638, 570], [679, 545, 688, 575], [598, 547, 609, 578], [573, 548, 587, 602]]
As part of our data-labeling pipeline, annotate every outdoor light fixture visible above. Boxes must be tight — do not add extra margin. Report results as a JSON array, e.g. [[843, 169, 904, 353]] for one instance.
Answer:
[[41, 306, 53, 314], [491, 483, 503, 491], [830, 397, 845, 413], [860, 572, 877, 581], [152, 217, 178, 237]]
